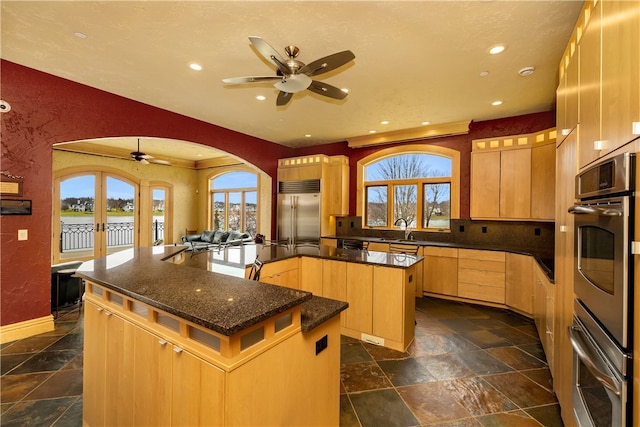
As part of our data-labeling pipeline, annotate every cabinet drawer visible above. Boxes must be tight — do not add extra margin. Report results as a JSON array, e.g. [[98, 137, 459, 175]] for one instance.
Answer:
[[458, 268, 505, 286], [458, 249, 505, 262], [423, 247, 458, 258], [458, 282, 505, 304], [458, 259, 505, 273]]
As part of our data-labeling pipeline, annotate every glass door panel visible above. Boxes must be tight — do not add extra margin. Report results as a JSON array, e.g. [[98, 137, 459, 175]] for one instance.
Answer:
[[152, 189, 166, 244], [105, 176, 135, 254], [59, 175, 96, 260]]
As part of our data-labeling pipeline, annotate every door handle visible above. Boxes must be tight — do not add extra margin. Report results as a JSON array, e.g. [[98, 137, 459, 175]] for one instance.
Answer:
[[568, 205, 623, 216], [568, 325, 621, 396]]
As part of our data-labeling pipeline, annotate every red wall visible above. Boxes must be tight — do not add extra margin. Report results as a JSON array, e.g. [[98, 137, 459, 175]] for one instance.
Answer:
[[0, 60, 555, 327], [0, 60, 292, 326]]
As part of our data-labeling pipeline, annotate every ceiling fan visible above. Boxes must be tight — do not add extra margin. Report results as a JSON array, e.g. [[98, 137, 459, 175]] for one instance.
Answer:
[[130, 139, 172, 165], [222, 36, 355, 106]]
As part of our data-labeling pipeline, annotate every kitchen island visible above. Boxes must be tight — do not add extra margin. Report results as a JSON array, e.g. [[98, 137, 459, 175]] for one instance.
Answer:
[[76, 246, 347, 427], [184, 243, 423, 352]]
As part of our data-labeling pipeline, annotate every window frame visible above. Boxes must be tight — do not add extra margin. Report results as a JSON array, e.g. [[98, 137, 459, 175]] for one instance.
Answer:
[[357, 145, 460, 231], [208, 169, 259, 234]]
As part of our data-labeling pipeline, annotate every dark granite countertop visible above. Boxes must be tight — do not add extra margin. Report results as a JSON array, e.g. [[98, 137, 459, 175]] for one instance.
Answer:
[[325, 235, 554, 282], [75, 246, 317, 336], [301, 296, 348, 332], [252, 243, 423, 269]]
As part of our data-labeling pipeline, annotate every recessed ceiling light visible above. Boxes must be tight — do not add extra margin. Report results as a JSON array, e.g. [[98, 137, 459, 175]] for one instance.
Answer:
[[196, 154, 203, 157], [74, 32, 88, 39], [341, 88, 349, 93], [189, 63, 202, 71], [479, 71, 490, 77], [492, 100, 503, 106], [304, 134, 311, 138], [368, 130, 377, 134], [421, 121, 431, 126], [518, 66, 535, 76], [489, 45, 506, 55], [256, 95, 266, 101], [380, 120, 389, 125]]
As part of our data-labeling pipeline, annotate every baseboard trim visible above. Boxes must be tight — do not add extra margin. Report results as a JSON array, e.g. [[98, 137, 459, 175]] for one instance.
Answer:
[[0, 315, 55, 344]]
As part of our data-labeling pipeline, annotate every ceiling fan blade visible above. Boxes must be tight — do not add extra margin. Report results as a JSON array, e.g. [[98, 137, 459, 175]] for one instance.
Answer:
[[299, 50, 355, 76], [248, 36, 291, 75], [276, 91, 293, 106], [307, 81, 348, 100], [139, 158, 150, 165], [222, 76, 282, 84], [149, 159, 172, 166]]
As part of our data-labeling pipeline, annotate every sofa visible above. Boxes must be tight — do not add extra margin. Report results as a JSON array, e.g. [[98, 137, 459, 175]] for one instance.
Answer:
[[181, 229, 253, 252]]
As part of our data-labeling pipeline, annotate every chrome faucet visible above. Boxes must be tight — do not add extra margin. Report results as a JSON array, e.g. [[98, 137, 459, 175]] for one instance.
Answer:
[[393, 218, 412, 240]]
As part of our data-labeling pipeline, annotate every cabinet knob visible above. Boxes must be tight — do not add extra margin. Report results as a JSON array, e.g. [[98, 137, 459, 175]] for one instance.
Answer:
[[105, 311, 112, 317], [173, 346, 183, 354], [158, 339, 168, 346], [96, 307, 104, 312]]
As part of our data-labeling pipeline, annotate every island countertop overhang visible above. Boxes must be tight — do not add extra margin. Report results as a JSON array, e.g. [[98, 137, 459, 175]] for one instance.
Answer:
[[75, 246, 315, 336]]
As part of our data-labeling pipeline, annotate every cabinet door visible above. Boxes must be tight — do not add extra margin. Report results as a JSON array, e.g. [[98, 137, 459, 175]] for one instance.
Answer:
[[470, 151, 500, 218], [505, 253, 534, 315], [578, 1, 603, 168], [322, 260, 347, 326], [372, 267, 404, 342], [83, 301, 108, 427], [172, 349, 225, 427], [531, 143, 556, 220], [133, 326, 173, 426], [500, 148, 531, 219], [367, 242, 389, 252], [423, 255, 458, 296], [300, 257, 323, 295], [345, 263, 373, 334], [601, 0, 639, 149]]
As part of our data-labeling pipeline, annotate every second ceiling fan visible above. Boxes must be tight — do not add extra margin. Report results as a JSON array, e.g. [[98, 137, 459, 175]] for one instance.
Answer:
[[222, 37, 355, 106]]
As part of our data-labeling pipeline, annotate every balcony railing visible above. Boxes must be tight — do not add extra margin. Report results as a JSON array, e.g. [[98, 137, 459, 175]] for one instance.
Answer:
[[60, 220, 165, 252]]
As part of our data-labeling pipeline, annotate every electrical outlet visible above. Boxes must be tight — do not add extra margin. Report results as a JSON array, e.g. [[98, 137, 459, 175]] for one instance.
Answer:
[[18, 229, 28, 241]]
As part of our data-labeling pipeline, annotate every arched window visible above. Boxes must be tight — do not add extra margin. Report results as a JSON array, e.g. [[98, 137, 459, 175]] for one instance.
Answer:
[[210, 171, 258, 235], [358, 145, 460, 231]]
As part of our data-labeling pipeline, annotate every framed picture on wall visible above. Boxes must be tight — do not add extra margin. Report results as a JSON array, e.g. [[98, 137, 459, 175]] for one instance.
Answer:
[[0, 199, 32, 215], [0, 171, 24, 197]]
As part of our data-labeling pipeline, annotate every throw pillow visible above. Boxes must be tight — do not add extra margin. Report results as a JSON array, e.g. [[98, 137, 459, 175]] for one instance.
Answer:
[[227, 230, 244, 241], [201, 230, 216, 243]]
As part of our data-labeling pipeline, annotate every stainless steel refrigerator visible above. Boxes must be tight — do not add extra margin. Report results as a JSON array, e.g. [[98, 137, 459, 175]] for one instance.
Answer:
[[277, 180, 321, 245]]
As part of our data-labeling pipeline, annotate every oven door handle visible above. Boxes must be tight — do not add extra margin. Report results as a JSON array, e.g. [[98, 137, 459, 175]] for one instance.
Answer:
[[568, 325, 622, 396], [568, 205, 623, 216]]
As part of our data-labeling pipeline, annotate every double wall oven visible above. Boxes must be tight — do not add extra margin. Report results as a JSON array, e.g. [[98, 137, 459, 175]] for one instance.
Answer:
[[568, 153, 635, 426]]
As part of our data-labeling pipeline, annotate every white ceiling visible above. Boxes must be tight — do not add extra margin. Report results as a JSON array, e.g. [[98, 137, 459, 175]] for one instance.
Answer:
[[2, 1, 582, 160]]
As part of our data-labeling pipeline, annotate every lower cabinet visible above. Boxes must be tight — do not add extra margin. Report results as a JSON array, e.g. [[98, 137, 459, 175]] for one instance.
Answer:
[[259, 258, 299, 289], [458, 249, 506, 304], [372, 265, 416, 347], [534, 262, 554, 372], [505, 253, 534, 315], [299, 257, 323, 294], [345, 262, 373, 334], [84, 300, 225, 427], [423, 247, 458, 296], [322, 260, 347, 326]]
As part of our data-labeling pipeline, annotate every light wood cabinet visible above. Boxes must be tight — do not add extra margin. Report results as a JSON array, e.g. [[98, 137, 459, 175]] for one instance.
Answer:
[[531, 143, 556, 220], [372, 265, 416, 348], [601, 0, 640, 153], [260, 258, 299, 289], [345, 263, 373, 334], [554, 131, 578, 422], [458, 249, 505, 304], [534, 262, 554, 372], [470, 151, 501, 218], [505, 253, 534, 315], [500, 148, 532, 219], [299, 257, 323, 294], [422, 246, 458, 297], [367, 241, 391, 252], [470, 129, 556, 221], [322, 260, 347, 326], [578, 0, 603, 168]]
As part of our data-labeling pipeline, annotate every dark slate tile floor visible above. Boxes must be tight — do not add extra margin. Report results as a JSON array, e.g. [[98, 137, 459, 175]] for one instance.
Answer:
[[1, 297, 564, 426]]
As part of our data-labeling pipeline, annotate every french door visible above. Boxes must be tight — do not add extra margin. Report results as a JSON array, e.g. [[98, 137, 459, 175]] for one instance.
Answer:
[[54, 172, 138, 263]]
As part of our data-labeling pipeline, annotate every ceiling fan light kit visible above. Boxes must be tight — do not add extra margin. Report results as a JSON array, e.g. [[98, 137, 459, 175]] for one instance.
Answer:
[[222, 36, 355, 106]]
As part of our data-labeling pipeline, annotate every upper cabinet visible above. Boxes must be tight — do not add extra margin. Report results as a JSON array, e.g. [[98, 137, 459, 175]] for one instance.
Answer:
[[470, 128, 556, 221], [561, 0, 640, 169], [277, 154, 349, 236]]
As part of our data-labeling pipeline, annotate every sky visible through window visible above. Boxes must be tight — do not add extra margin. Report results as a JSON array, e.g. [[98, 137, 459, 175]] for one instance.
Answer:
[[365, 154, 452, 181]]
